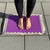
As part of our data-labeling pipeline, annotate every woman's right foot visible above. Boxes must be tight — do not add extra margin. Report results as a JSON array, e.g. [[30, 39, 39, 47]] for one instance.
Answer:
[[18, 17, 23, 29]]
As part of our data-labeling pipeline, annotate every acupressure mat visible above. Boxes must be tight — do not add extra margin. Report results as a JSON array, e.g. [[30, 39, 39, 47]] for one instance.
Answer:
[[6, 15, 42, 34]]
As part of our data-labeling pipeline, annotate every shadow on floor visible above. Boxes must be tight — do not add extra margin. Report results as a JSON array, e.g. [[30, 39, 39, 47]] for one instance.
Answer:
[[0, 12, 14, 35]]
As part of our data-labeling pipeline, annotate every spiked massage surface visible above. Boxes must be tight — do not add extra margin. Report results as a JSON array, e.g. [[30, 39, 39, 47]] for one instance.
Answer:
[[3, 14, 45, 35]]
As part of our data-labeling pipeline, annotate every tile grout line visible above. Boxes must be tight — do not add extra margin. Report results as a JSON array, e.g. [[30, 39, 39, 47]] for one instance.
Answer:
[[24, 35, 25, 50], [40, 2, 47, 36], [1, 2, 7, 34], [41, 2, 50, 39], [23, 0, 25, 16]]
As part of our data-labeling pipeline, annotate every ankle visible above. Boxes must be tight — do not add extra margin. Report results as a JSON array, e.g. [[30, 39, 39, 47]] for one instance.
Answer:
[[26, 17, 30, 20], [19, 17, 23, 20]]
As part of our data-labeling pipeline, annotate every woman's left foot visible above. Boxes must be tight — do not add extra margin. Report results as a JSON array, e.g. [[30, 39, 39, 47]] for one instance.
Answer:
[[26, 17, 31, 30]]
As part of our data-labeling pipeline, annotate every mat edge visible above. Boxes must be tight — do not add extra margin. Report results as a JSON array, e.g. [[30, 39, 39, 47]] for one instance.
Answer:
[[2, 14, 45, 36], [40, 15, 46, 34]]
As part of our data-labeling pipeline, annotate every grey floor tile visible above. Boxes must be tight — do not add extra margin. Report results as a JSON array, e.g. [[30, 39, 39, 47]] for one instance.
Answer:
[[25, 36, 50, 50], [42, 2, 50, 16], [24, 2, 43, 15], [32, 2, 43, 15], [24, 0, 50, 2], [5, 3, 24, 16], [0, 0, 14, 2], [0, 3, 6, 33], [0, 36, 24, 50], [0, 0, 50, 2], [45, 16, 50, 35]]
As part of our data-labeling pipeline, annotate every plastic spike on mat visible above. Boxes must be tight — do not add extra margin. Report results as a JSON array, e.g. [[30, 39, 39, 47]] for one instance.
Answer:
[[3, 14, 45, 35]]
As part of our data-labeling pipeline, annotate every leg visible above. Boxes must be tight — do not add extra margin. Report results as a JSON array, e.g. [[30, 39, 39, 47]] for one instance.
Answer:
[[14, 0, 23, 29], [26, 0, 36, 30], [14, 0, 23, 18], [27, 0, 36, 18]]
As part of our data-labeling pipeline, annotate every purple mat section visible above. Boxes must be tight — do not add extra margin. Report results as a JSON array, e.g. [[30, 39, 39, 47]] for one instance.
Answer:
[[6, 15, 42, 33]]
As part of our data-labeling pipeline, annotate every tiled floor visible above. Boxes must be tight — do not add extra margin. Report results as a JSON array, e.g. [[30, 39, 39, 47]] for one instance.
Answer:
[[25, 36, 50, 50], [0, 1, 50, 50], [0, 36, 24, 50]]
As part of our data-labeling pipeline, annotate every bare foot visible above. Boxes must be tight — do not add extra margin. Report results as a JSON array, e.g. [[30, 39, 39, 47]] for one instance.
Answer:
[[26, 17, 31, 30], [18, 17, 23, 29]]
